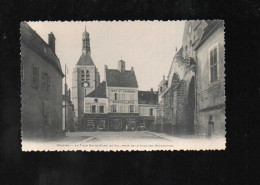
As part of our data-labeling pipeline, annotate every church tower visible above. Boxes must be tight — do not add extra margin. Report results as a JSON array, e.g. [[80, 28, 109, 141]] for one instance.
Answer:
[[71, 27, 100, 124]]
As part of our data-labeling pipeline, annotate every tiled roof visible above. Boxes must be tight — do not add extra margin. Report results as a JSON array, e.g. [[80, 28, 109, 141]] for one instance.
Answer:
[[195, 20, 223, 49], [86, 81, 107, 98], [20, 22, 64, 77], [138, 91, 158, 105], [106, 69, 138, 88], [77, 53, 94, 66]]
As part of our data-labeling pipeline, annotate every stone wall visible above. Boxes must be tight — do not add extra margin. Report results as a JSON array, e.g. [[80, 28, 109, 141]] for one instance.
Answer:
[[21, 43, 63, 137]]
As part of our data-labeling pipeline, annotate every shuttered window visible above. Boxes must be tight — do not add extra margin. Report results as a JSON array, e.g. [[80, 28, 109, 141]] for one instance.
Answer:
[[210, 47, 218, 82], [32, 66, 39, 89]]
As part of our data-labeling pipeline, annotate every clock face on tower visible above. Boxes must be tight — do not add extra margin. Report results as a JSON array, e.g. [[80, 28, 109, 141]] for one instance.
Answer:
[[83, 82, 89, 87]]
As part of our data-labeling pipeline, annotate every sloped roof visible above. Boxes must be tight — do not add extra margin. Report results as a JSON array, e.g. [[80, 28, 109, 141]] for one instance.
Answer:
[[106, 69, 138, 88], [138, 91, 158, 105], [20, 22, 64, 77], [77, 53, 94, 66], [86, 81, 107, 98], [195, 20, 223, 49]]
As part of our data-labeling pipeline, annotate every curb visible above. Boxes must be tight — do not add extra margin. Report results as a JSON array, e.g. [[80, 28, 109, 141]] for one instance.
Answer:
[[80, 136, 95, 143], [143, 131, 173, 142]]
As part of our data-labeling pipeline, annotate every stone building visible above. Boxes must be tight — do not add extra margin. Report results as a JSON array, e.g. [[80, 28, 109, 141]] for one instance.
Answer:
[[105, 60, 139, 131], [156, 21, 208, 135], [138, 89, 158, 131], [83, 81, 108, 131], [71, 27, 100, 126], [195, 20, 225, 136], [21, 22, 64, 137], [81, 60, 139, 131], [156, 20, 225, 136], [62, 88, 75, 132]]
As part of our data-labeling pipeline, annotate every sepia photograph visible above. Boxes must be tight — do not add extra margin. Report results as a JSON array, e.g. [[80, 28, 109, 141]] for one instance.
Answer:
[[21, 20, 226, 151]]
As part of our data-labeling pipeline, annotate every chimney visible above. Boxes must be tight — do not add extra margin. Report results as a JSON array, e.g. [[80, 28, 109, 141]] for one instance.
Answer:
[[118, 60, 125, 73], [131, 67, 134, 73], [104, 65, 108, 81], [150, 88, 153, 92], [48, 32, 55, 53]]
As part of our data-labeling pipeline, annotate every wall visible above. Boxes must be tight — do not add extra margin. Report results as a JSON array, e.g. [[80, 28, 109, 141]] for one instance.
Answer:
[[139, 104, 156, 116], [21, 44, 63, 137], [196, 24, 225, 136], [107, 87, 138, 113], [62, 100, 75, 131], [84, 97, 108, 114], [71, 65, 96, 123]]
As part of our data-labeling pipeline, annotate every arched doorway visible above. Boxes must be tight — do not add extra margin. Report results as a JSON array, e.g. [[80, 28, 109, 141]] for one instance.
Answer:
[[186, 77, 195, 134]]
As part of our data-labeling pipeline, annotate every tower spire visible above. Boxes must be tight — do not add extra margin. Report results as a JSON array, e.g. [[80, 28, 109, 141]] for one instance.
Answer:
[[82, 27, 90, 55]]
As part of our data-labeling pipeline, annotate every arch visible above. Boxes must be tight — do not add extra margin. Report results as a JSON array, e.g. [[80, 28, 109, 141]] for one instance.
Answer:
[[171, 73, 180, 88], [186, 76, 195, 134]]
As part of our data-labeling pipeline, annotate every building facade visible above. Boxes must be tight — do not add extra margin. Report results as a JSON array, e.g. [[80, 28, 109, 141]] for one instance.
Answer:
[[195, 20, 225, 136], [83, 81, 109, 131], [105, 60, 139, 131], [21, 22, 64, 137], [71, 28, 100, 126], [138, 90, 158, 131], [62, 89, 75, 132], [155, 20, 225, 136]]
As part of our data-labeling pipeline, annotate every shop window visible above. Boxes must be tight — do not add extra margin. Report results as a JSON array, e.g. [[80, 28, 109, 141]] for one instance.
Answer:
[[100, 106, 104, 113], [130, 105, 134, 113], [209, 46, 218, 82], [32, 66, 39, 89], [92, 105, 96, 113]]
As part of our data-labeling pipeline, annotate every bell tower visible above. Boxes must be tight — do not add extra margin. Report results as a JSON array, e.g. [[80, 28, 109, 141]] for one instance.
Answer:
[[82, 26, 91, 55], [71, 27, 100, 124]]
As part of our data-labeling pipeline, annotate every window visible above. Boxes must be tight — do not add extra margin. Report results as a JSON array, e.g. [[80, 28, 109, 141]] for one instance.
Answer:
[[94, 99, 98, 103], [41, 72, 50, 92], [86, 70, 90, 81], [209, 46, 218, 82], [32, 66, 39, 89], [130, 105, 134, 113], [114, 93, 117, 100], [130, 94, 134, 100], [92, 105, 96, 113], [150, 108, 153, 116], [100, 106, 104, 113], [111, 105, 117, 113]]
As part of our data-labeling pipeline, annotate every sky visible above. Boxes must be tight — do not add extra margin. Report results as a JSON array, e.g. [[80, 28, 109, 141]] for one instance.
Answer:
[[28, 21, 185, 91]]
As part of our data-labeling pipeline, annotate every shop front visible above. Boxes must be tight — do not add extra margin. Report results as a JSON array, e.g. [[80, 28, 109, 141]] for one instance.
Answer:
[[139, 116, 155, 131], [82, 114, 108, 131], [108, 113, 139, 131]]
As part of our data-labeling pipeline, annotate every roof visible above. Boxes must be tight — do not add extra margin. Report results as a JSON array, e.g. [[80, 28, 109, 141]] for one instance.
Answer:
[[86, 81, 107, 98], [138, 91, 158, 105], [77, 53, 94, 66], [106, 69, 138, 88], [195, 20, 223, 50], [20, 22, 64, 77]]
